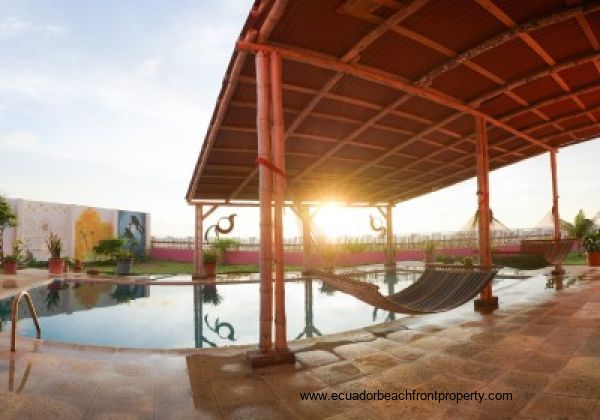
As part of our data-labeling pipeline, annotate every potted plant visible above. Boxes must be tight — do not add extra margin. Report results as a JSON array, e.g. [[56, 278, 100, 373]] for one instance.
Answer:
[[583, 230, 600, 267], [203, 249, 218, 278], [0, 195, 17, 263], [63, 256, 72, 273], [211, 238, 240, 264], [2, 240, 23, 275], [463, 256, 475, 269], [73, 258, 83, 273], [46, 232, 64, 274], [2, 254, 18, 275], [115, 249, 134, 275]]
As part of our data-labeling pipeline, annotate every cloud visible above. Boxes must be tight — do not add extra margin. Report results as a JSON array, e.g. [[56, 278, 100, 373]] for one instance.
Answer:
[[0, 130, 39, 151], [0, 17, 65, 38], [138, 58, 161, 78]]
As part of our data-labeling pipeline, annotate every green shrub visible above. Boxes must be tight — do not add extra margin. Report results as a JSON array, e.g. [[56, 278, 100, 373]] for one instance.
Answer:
[[46, 232, 62, 259], [93, 239, 125, 260], [211, 238, 240, 261], [583, 230, 600, 252], [203, 249, 218, 264]]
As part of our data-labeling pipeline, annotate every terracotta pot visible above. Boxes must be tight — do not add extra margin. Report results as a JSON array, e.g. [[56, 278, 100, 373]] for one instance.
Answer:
[[2, 260, 17, 275], [48, 258, 65, 275], [587, 251, 600, 267], [203, 262, 217, 278], [73, 260, 83, 273]]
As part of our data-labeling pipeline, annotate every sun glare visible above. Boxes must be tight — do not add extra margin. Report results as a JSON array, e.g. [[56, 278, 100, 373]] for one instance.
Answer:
[[313, 202, 356, 239]]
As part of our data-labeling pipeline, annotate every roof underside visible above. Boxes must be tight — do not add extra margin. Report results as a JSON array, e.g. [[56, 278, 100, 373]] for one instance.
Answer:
[[188, 0, 600, 205]]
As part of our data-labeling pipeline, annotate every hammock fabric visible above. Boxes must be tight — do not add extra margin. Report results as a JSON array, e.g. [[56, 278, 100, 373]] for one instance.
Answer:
[[492, 238, 575, 270], [313, 266, 497, 314]]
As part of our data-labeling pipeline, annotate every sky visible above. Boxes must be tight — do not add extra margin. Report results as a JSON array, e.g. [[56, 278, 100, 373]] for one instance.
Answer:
[[0, 0, 598, 240]]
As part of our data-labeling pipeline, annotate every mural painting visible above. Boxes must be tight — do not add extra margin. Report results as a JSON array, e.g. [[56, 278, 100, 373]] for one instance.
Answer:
[[75, 208, 114, 260], [118, 211, 146, 257], [17, 201, 70, 260]]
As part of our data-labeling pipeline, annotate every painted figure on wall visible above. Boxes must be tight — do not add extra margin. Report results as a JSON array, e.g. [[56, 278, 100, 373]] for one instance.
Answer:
[[118, 211, 146, 257], [75, 208, 114, 260]]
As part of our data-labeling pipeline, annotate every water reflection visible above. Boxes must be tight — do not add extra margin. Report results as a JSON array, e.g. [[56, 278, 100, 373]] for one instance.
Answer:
[[193, 285, 236, 348], [373, 271, 399, 322], [0, 269, 552, 348], [111, 284, 147, 304], [296, 279, 322, 339], [8, 359, 32, 393], [545, 271, 577, 290], [0, 299, 11, 332]]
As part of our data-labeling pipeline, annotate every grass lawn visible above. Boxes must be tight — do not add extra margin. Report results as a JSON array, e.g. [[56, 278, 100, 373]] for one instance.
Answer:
[[562, 252, 587, 265], [84, 259, 301, 275]]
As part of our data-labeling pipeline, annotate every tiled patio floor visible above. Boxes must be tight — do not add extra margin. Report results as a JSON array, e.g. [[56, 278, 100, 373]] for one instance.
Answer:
[[1, 268, 599, 419]]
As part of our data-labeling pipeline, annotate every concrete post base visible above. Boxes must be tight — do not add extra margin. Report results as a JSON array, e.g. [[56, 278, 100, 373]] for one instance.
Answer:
[[474, 296, 499, 312], [246, 349, 296, 368]]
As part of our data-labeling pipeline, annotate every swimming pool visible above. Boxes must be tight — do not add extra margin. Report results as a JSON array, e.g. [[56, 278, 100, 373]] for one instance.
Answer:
[[0, 269, 551, 349]]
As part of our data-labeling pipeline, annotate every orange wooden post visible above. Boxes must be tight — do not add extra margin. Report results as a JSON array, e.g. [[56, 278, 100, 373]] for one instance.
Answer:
[[270, 51, 292, 357], [193, 204, 204, 279], [256, 50, 273, 353], [474, 116, 498, 311], [550, 149, 565, 275], [385, 203, 396, 268], [301, 206, 312, 275]]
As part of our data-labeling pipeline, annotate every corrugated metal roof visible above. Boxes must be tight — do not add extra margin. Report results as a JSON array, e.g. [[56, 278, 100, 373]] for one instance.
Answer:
[[187, 0, 600, 205]]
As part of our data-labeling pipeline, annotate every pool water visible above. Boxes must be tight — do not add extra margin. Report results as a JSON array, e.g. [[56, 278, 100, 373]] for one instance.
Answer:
[[0, 270, 554, 349]]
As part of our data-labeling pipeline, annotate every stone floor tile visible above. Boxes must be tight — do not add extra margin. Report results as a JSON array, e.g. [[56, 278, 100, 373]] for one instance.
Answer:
[[491, 370, 550, 393], [211, 376, 276, 408], [295, 350, 341, 368], [519, 393, 597, 419], [331, 342, 377, 360], [544, 375, 600, 399], [559, 356, 600, 379], [352, 351, 400, 374], [261, 371, 327, 399], [311, 361, 364, 386]]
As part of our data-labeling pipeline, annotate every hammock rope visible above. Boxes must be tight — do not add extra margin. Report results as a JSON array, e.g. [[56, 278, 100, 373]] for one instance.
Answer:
[[304, 219, 497, 314], [492, 238, 575, 270]]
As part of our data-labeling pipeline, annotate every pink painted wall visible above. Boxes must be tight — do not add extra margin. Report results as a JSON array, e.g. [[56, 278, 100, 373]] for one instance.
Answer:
[[149, 248, 194, 262], [150, 247, 510, 265]]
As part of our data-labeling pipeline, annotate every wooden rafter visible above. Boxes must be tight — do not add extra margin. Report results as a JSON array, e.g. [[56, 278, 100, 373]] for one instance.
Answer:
[[237, 40, 553, 151], [358, 5, 571, 135], [227, 0, 430, 201], [473, 51, 600, 106], [359, 103, 600, 198], [414, 2, 600, 87], [475, 0, 600, 135], [383, 123, 600, 202]]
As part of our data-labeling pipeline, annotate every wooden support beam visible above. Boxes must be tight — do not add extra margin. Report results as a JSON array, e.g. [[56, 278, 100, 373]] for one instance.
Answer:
[[291, 205, 315, 275], [473, 117, 497, 310], [256, 50, 273, 353], [415, 2, 600, 87], [550, 149, 561, 243], [384, 203, 395, 268], [290, 95, 412, 182], [384, 121, 599, 203], [193, 204, 204, 278], [476, 0, 599, 138], [473, 51, 600, 106], [271, 51, 289, 353], [358, 99, 600, 197], [237, 40, 553, 151], [230, 1, 429, 201], [192, 204, 218, 279]]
